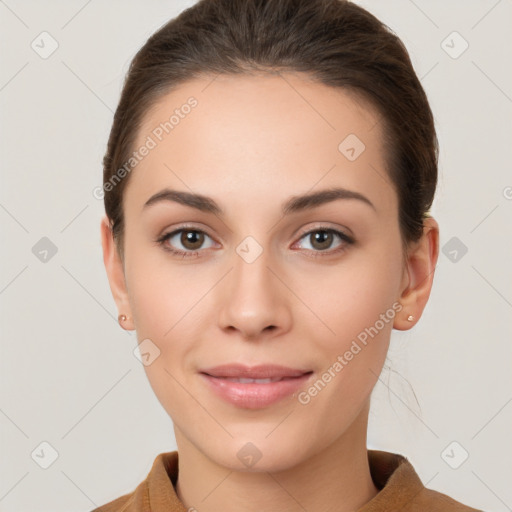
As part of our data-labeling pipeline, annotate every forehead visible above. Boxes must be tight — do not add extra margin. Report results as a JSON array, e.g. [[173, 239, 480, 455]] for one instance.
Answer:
[[125, 72, 395, 216]]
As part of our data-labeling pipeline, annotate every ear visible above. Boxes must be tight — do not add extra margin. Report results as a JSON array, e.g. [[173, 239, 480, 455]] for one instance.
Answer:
[[100, 215, 135, 330], [394, 216, 439, 330]]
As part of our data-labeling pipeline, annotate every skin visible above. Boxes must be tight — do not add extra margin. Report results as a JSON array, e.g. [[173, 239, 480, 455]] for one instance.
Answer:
[[101, 72, 439, 512]]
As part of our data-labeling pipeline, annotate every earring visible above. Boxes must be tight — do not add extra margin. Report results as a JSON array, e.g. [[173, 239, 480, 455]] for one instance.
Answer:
[[407, 315, 414, 322], [118, 314, 127, 325]]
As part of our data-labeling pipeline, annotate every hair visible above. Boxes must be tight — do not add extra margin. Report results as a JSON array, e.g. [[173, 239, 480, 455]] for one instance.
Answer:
[[103, 0, 438, 262]]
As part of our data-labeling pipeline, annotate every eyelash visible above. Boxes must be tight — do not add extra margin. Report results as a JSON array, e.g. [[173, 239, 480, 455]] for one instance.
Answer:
[[156, 225, 355, 259]]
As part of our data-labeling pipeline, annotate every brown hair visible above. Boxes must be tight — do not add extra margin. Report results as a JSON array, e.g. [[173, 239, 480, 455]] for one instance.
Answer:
[[103, 0, 438, 261]]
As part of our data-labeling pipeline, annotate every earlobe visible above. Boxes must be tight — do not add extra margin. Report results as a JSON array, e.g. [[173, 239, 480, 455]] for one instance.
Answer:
[[100, 215, 135, 330], [393, 217, 439, 331]]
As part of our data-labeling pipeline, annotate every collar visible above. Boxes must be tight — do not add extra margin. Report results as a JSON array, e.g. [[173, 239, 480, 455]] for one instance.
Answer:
[[145, 449, 424, 511], [98, 449, 478, 511]]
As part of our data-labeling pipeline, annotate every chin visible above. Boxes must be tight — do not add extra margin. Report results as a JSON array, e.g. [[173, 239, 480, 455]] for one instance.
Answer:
[[204, 435, 310, 473]]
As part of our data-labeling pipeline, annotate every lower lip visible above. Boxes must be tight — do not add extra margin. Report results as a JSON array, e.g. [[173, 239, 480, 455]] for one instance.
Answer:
[[200, 373, 313, 409]]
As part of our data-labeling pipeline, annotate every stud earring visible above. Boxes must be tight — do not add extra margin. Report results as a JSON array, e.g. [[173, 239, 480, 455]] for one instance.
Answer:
[[118, 314, 127, 325], [407, 315, 414, 322]]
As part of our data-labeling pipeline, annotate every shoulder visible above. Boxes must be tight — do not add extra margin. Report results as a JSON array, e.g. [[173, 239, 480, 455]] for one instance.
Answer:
[[410, 486, 483, 511], [366, 449, 483, 511], [90, 483, 142, 512], [89, 451, 181, 512], [91, 495, 133, 512]]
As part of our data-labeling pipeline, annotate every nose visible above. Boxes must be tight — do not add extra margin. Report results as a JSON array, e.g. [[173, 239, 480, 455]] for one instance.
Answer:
[[217, 244, 292, 341]]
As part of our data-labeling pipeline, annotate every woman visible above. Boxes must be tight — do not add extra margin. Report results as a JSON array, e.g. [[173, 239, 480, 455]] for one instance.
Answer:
[[95, 0, 481, 510]]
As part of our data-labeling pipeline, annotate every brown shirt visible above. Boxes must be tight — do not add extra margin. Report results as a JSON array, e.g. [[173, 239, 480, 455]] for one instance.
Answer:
[[92, 450, 482, 511]]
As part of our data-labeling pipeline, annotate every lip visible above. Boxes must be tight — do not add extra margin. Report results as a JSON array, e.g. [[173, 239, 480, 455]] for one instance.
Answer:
[[199, 364, 313, 409], [200, 363, 311, 379]]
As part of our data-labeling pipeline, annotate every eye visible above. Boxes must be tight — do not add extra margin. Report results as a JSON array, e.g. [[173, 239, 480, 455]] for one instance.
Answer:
[[156, 225, 354, 259], [294, 227, 354, 256], [156, 227, 216, 258]]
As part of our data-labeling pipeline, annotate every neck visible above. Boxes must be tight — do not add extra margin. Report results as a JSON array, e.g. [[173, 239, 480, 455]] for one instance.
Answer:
[[174, 404, 379, 512]]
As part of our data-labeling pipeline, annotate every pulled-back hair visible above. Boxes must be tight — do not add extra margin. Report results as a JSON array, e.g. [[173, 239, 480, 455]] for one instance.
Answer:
[[103, 0, 438, 261]]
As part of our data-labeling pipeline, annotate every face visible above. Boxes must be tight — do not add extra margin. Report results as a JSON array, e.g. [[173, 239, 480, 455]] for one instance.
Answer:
[[106, 72, 415, 472]]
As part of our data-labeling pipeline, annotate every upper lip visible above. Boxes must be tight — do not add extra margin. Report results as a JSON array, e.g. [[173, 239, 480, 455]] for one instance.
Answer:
[[200, 364, 312, 379]]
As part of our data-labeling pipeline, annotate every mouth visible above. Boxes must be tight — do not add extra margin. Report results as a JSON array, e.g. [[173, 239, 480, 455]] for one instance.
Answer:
[[199, 363, 312, 379], [198, 364, 314, 409], [204, 376, 304, 383]]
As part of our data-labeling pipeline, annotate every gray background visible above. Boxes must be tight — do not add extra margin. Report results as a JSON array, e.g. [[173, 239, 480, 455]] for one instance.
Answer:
[[0, 0, 511, 510]]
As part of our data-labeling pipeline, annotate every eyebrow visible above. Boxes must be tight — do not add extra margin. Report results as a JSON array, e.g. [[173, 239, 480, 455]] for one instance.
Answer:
[[142, 186, 376, 216]]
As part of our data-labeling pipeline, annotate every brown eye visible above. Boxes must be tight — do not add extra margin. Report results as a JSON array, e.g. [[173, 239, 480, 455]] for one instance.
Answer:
[[309, 230, 334, 251], [157, 228, 215, 257], [294, 227, 354, 257], [180, 230, 205, 250]]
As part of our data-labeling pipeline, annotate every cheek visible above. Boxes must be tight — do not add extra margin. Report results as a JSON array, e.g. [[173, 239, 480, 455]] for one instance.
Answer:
[[298, 244, 403, 344], [123, 246, 207, 402], [295, 274, 398, 441], [299, 241, 403, 398], [124, 243, 207, 338]]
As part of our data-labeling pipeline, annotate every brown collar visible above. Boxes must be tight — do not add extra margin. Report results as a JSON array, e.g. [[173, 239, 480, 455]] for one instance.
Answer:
[[94, 449, 481, 511]]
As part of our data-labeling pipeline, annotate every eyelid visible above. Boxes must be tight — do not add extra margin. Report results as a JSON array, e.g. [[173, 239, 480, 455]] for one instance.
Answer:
[[159, 223, 215, 240], [295, 222, 353, 241]]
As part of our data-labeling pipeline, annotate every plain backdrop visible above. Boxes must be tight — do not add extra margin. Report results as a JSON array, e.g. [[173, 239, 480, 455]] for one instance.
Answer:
[[0, 1, 511, 511]]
